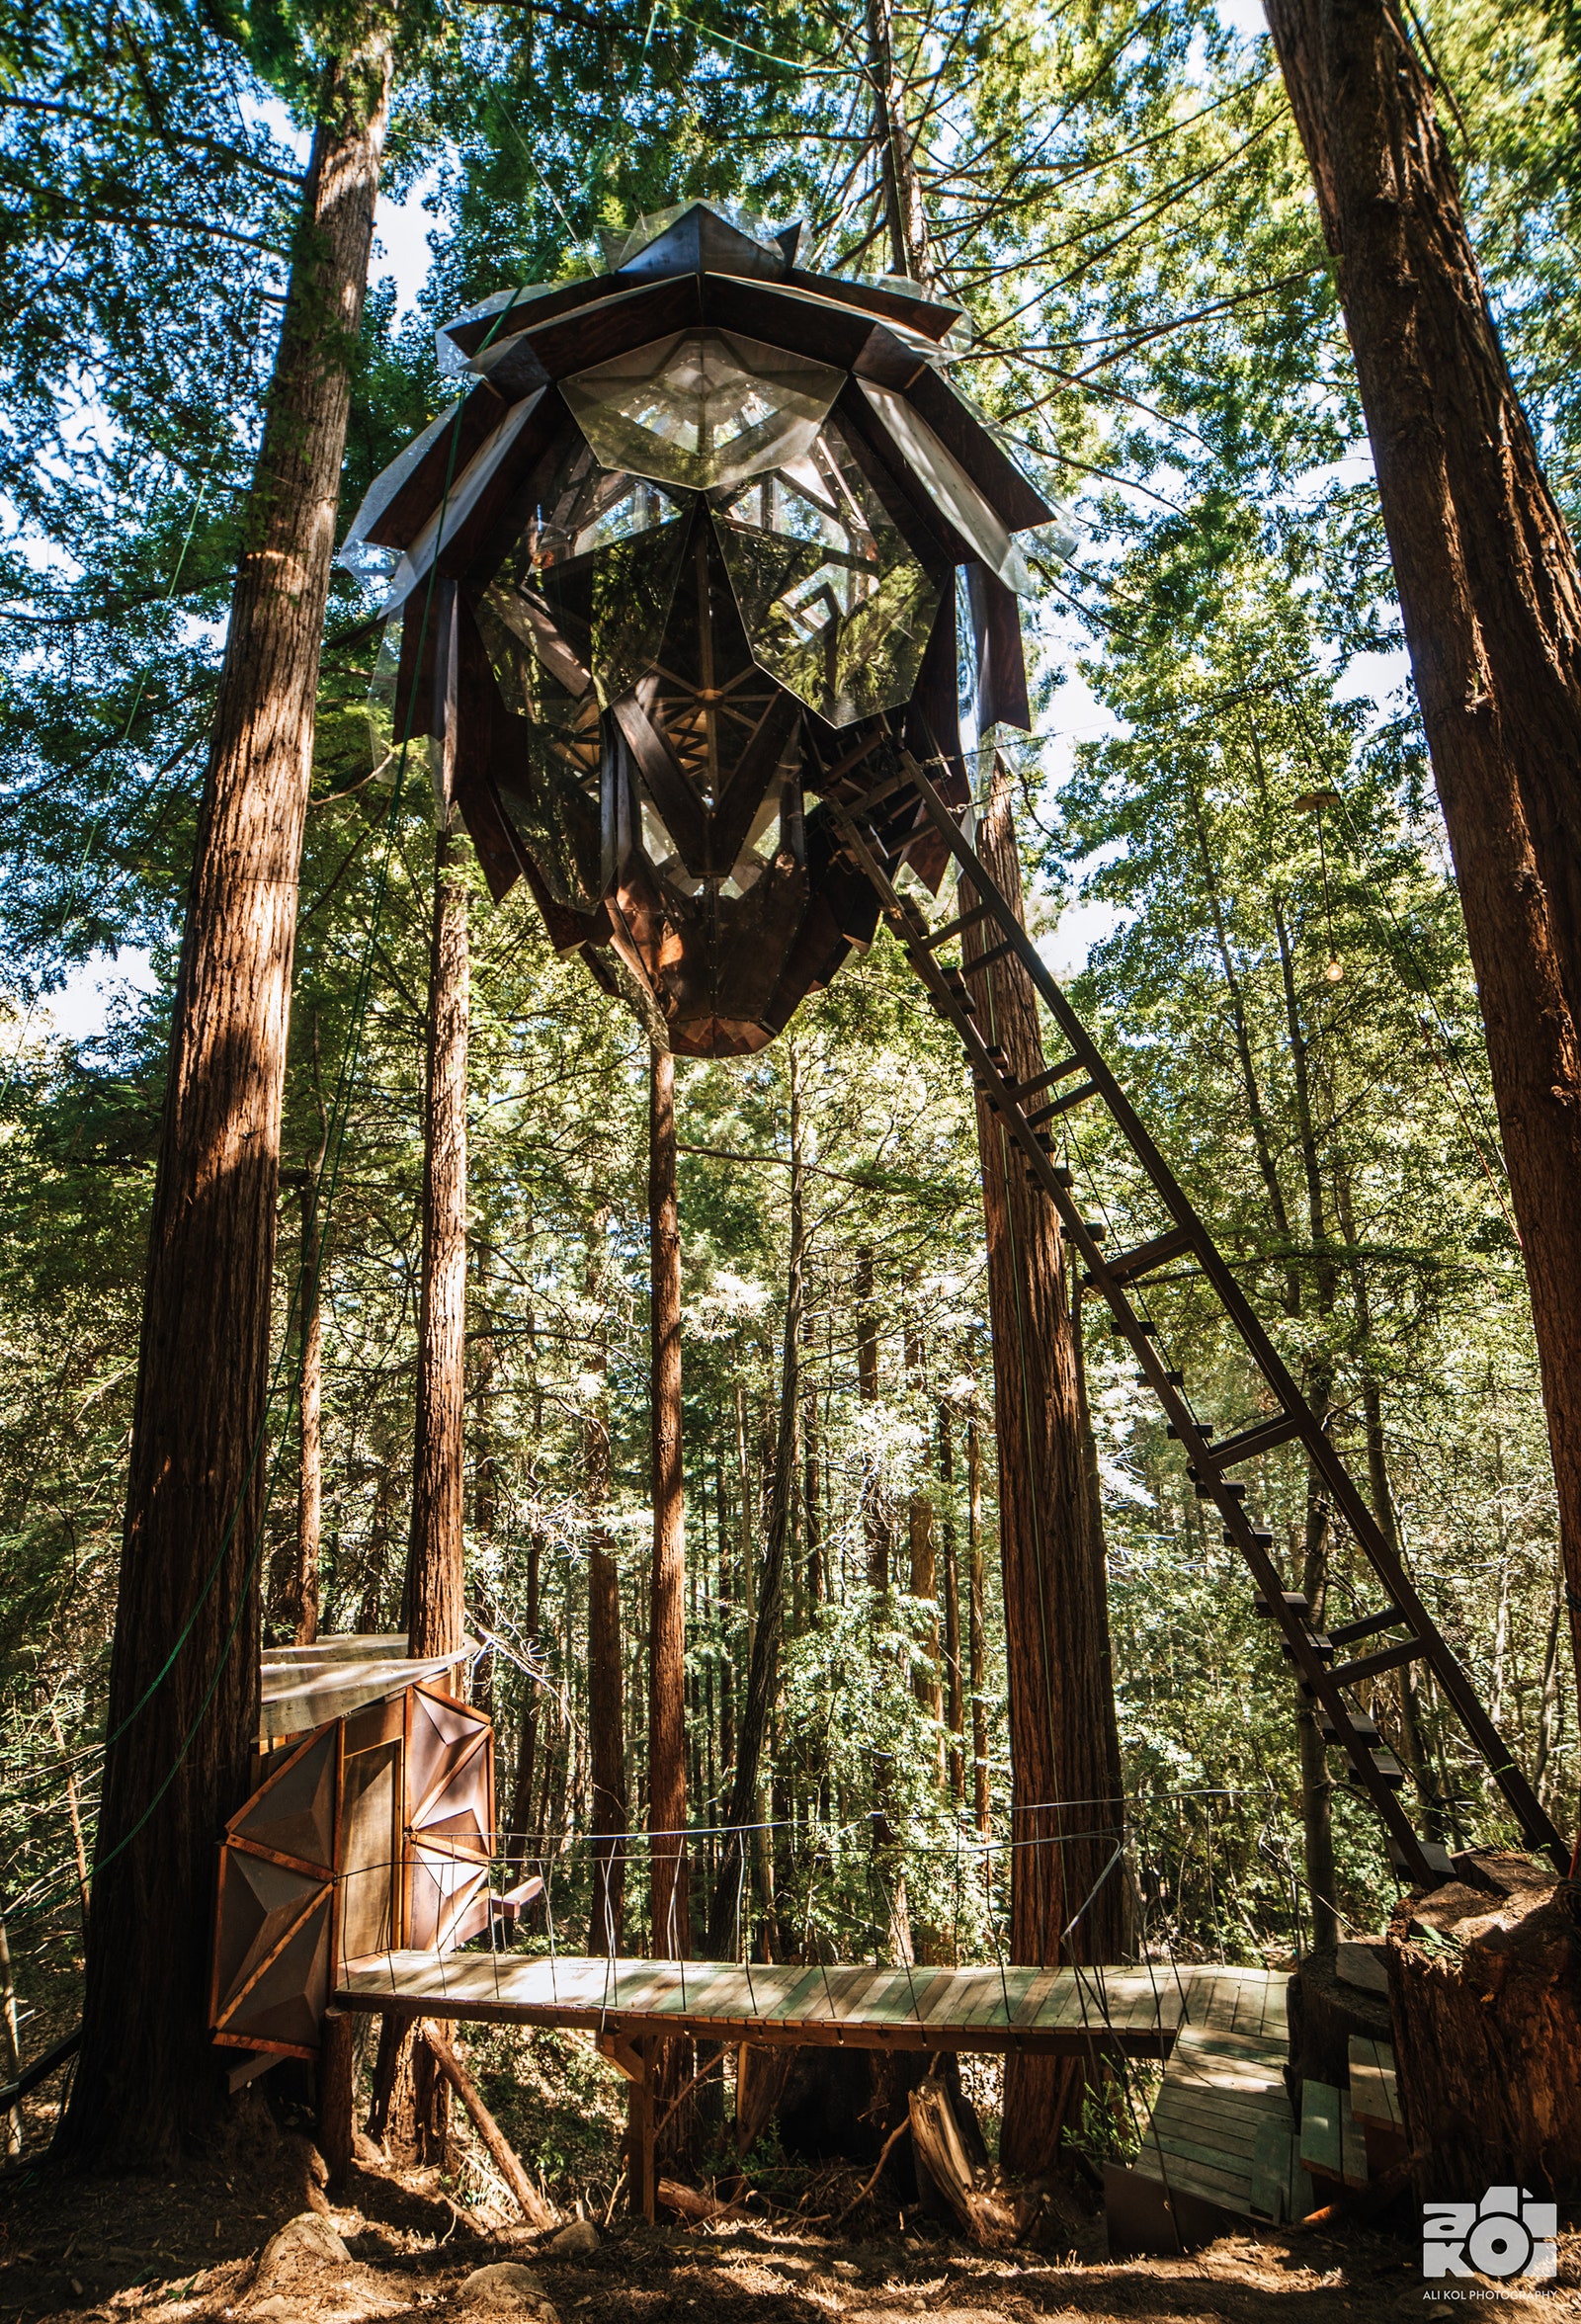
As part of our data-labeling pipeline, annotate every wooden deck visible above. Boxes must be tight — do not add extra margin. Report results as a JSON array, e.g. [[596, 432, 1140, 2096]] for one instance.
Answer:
[[337, 1950, 1242, 2058], [1106, 1968, 1299, 2247]]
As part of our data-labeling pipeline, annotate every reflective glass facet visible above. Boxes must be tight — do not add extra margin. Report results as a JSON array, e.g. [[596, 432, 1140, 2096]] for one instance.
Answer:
[[711, 423, 942, 726], [481, 432, 688, 712], [563, 330, 842, 493], [857, 379, 1036, 594], [476, 434, 690, 910]]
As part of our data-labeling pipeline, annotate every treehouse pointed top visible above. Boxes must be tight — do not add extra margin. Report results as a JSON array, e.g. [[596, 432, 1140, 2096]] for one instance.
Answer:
[[344, 206, 1070, 1055]]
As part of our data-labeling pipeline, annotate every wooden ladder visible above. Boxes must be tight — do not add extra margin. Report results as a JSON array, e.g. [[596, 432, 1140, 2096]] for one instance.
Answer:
[[823, 739, 1568, 1891]]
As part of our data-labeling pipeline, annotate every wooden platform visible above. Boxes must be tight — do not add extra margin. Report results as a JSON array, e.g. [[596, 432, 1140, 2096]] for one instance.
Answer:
[[1106, 1968, 1299, 2249], [336, 1950, 1246, 2058]]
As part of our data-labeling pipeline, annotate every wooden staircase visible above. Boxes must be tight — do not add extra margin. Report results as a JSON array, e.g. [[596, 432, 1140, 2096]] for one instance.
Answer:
[[823, 737, 1568, 1891]]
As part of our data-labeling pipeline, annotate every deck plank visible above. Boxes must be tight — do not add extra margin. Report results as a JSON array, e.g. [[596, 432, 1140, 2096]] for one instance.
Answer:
[[335, 1950, 1228, 2058]]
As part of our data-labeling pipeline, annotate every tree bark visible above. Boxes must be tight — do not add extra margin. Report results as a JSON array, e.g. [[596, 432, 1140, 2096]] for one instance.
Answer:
[[1266, 0, 1581, 1737], [588, 1544, 626, 1952], [294, 1174, 324, 1647], [648, 1045, 690, 1959], [966, 1407, 990, 1849], [405, 821, 469, 1663], [1387, 1851, 1581, 2196], [939, 1403, 965, 1805], [585, 1216, 626, 1952], [506, 1533, 541, 1871], [707, 1058, 804, 1956], [962, 759, 1126, 2174], [646, 1044, 694, 2160], [856, 1245, 889, 1592], [60, 37, 392, 2165]]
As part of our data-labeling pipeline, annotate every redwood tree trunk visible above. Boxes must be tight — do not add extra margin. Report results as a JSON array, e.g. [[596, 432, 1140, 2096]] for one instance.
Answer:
[[506, 1533, 541, 1872], [707, 1063, 804, 1956], [1266, 0, 1581, 1737], [967, 1407, 990, 1848], [648, 1045, 689, 1959], [962, 761, 1126, 2175], [646, 1045, 694, 2164], [60, 39, 392, 2164], [293, 1158, 325, 1647], [406, 821, 469, 1663], [587, 1543, 626, 1953], [585, 1218, 626, 1953]]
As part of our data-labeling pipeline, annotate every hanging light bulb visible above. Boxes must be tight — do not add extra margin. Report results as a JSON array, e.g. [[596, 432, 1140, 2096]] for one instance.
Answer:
[[1325, 954, 1344, 982]]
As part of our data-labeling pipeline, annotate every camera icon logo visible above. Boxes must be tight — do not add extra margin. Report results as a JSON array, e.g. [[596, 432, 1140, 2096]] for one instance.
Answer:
[[1423, 2188, 1558, 2280]]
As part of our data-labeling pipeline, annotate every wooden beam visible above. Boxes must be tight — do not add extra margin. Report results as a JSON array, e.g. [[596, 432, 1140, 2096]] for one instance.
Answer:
[[417, 2019, 558, 2229]]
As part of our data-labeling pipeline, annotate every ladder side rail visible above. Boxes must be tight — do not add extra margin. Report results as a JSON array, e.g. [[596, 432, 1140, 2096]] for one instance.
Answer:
[[827, 797, 1442, 1883], [863, 764, 1566, 1872]]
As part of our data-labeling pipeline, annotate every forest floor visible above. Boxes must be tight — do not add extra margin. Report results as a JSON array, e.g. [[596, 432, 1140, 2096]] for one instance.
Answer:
[[2, 2092, 1577, 2324]]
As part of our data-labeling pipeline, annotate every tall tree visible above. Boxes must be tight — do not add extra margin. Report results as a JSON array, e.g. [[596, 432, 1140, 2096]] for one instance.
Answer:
[[962, 763, 1127, 2172], [584, 1215, 627, 1954], [647, 1044, 689, 1957], [60, 20, 393, 2162], [707, 1057, 804, 1955], [1266, 0, 1581, 1734], [405, 821, 469, 1661]]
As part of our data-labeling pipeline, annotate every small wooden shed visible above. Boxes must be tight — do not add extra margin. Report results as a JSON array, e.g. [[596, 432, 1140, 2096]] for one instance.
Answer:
[[209, 1636, 494, 2062]]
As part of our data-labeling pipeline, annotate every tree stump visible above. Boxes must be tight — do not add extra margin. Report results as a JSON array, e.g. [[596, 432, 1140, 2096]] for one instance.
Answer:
[[1287, 1946, 1392, 2088], [1387, 1851, 1581, 2197]]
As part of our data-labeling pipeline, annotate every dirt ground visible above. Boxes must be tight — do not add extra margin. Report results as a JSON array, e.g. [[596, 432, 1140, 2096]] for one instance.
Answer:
[[2, 2097, 1577, 2324]]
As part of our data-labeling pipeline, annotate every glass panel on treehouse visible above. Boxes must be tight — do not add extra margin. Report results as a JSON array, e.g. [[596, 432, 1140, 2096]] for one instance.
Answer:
[[719, 783, 787, 898], [362, 615, 403, 786], [563, 330, 842, 493], [858, 379, 1037, 594], [637, 797, 704, 897], [957, 565, 982, 758], [712, 423, 943, 726], [483, 436, 688, 708], [632, 514, 788, 816]]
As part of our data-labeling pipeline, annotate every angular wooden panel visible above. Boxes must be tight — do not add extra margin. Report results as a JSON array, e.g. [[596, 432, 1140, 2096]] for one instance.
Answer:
[[230, 1722, 338, 1873], [221, 1892, 332, 2057], [213, 1848, 321, 2019]]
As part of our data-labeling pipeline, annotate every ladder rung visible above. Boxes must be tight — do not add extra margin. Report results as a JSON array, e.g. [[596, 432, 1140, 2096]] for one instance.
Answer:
[[855, 767, 915, 813], [1017, 1058, 1085, 1103], [1205, 1411, 1304, 1468], [1042, 1078, 1098, 1117], [1327, 1607, 1406, 1650], [1319, 1709, 1378, 1742], [1023, 1064, 1088, 1120], [1255, 1591, 1309, 1619], [1282, 1631, 1334, 1662], [823, 732, 889, 786], [961, 938, 1018, 976], [1329, 1637, 1424, 1689], [1389, 1836, 1455, 1879], [924, 900, 994, 951], [1098, 1224, 1196, 1287]]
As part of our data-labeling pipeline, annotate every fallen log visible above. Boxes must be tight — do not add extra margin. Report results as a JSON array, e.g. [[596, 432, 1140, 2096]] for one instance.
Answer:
[[657, 2177, 751, 2224], [417, 2020, 559, 2230], [907, 2075, 1041, 2248]]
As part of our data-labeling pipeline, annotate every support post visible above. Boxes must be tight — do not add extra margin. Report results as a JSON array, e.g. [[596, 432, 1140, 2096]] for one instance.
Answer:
[[628, 2037, 656, 2222], [319, 2007, 354, 2192]]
